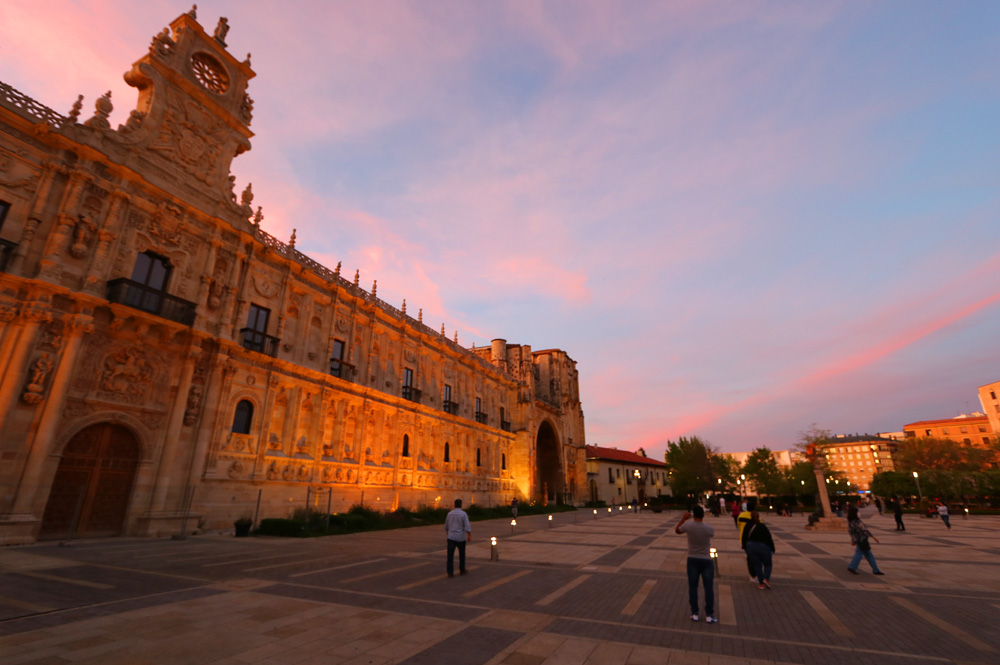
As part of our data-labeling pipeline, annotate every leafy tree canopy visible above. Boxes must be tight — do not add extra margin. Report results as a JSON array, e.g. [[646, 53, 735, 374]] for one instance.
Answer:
[[742, 447, 783, 497], [664, 436, 716, 498], [892, 437, 997, 472], [796, 423, 832, 466]]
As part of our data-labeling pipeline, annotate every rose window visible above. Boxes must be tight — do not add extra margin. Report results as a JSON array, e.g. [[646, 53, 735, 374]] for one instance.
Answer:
[[190, 53, 230, 93]]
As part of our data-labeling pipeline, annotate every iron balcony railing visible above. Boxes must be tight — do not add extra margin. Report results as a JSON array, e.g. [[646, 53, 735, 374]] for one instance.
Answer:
[[501, 420, 511, 432], [106, 278, 196, 326], [475, 411, 488, 425], [329, 358, 356, 379], [240, 328, 280, 357], [443, 400, 459, 415], [402, 386, 422, 404]]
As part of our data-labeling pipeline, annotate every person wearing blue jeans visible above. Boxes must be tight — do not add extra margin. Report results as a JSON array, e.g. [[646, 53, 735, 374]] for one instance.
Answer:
[[740, 511, 776, 589], [846, 507, 884, 575], [676, 506, 717, 623]]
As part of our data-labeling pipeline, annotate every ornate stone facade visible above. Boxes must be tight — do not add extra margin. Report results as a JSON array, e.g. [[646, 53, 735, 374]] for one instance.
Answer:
[[0, 11, 586, 544]]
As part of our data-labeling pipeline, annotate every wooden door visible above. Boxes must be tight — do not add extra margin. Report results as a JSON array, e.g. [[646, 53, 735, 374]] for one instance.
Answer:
[[40, 424, 139, 539]]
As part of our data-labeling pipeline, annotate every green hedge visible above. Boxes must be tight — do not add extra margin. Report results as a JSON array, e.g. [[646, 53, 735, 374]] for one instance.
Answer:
[[249, 501, 576, 538]]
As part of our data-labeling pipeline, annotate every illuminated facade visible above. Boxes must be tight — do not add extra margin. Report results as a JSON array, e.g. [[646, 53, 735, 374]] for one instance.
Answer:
[[902, 414, 993, 446], [585, 445, 669, 506], [0, 10, 585, 544], [978, 381, 1000, 443], [817, 435, 897, 492]]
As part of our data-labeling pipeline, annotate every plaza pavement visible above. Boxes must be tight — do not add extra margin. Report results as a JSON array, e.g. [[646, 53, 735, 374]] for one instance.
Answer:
[[1, 506, 999, 665]]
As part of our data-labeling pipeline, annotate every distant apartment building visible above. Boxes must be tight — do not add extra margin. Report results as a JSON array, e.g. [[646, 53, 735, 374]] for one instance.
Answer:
[[817, 435, 898, 492], [722, 449, 801, 496], [902, 413, 993, 446], [978, 381, 1000, 441], [585, 445, 668, 505]]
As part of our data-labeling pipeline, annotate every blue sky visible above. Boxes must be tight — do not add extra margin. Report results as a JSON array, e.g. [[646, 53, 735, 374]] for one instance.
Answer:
[[2, 1, 998, 456]]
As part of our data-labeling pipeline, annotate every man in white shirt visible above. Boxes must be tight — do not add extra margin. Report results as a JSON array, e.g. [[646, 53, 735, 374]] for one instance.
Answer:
[[445, 498, 472, 577]]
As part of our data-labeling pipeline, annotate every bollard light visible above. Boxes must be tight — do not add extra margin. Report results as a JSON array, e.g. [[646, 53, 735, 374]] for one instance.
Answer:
[[618, 506, 623, 512], [510, 519, 516, 535], [608, 507, 612, 513], [593, 509, 598, 520], [490, 536, 498, 561], [548, 515, 553, 527], [709, 547, 720, 575]]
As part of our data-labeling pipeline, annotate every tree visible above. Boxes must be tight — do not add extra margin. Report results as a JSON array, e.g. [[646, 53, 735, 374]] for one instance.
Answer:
[[796, 423, 833, 467], [664, 436, 716, 499], [871, 471, 918, 499], [742, 448, 783, 498], [711, 454, 741, 492], [892, 437, 997, 472], [782, 461, 819, 495]]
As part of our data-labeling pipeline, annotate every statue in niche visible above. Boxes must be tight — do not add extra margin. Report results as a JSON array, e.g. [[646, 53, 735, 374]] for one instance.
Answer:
[[70, 216, 95, 258], [183, 384, 203, 425], [266, 461, 279, 480], [21, 353, 54, 405]]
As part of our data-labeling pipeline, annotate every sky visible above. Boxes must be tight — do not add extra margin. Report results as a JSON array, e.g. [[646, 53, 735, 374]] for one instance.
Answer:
[[2, 1, 999, 458]]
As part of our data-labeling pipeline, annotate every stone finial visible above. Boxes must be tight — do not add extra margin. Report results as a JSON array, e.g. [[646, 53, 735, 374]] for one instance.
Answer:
[[372, 280, 377, 298], [214, 17, 230, 46], [67, 95, 83, 123], [454, 331, 458, 343], [353, 269, 359, 286], [83, 91, 113, 130], [418, 308, 423, 323], [240, 183, 253, 208], [402, 299, 406, 315], [334, 261, 341, 276], [288, 228, 296, 250], [441, 323, 446, 336], [252, 206, 263, 230], [244, 53, 252, 66]]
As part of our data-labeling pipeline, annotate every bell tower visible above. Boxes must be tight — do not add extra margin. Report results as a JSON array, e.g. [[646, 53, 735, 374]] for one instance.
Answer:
[[117, 7, 255, 212]]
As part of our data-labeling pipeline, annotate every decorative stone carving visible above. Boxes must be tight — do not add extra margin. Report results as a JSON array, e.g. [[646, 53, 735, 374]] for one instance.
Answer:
[[0, 154, 39, 191], [83, 91, 113, 130], [183, 384, 203, 425], [100, 346, 154, 402], [149, 96, 227, 185], [227, 460, 244, 479], [69, 215, 96, 258], [213, 17, 230, 46], [251, 276, 276, 298], [150, 27, 175, 57], [147, 202, 185, 246], [21, 353, 53, 405]]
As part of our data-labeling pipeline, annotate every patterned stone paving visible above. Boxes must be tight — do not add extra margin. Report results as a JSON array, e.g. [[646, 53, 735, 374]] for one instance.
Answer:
[[1, 507, 999, 664]]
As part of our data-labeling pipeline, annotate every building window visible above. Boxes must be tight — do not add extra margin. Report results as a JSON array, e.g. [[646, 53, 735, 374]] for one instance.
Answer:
[[330, 339, 346, 378], [963, 438, 971, 444], [402, 368, 421, 403], [476, 448, 481, 467], [241, 304, 278, 356], [444, 442, 450, 463], [0, 200, 12, 272], [608, 468, 614, 483], [979, 426, 987, 433], [402, 434, 410, 457], [443, 384, 458, 414], [616, 469, 620, 478], [990, 390, 996, 400], [960, 427, 968, 434], [0, 199, 9, 228], [475, 397, 487, 424], [925, 430, 932, 436], [232, 400, 253, 434], [502, 453, 506, 470], [119, 251, 172, 314], [984, 437, 991, 445]]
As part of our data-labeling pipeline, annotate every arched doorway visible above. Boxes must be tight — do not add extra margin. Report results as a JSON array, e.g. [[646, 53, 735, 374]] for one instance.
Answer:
[[535, 421, 563, 504], [40, 423, 140, 539]]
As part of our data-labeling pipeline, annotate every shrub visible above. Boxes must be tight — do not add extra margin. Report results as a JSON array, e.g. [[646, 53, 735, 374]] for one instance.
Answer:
[[255, 518, 307, 537]]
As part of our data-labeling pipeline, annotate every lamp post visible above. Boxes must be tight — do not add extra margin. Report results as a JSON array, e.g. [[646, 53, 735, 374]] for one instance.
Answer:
[[633, 469, 641, 508], [913, 471, 923, 502]]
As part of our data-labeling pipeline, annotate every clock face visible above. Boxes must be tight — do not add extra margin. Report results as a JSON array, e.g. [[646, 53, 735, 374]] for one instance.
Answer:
[[190, 52, 230, 93]]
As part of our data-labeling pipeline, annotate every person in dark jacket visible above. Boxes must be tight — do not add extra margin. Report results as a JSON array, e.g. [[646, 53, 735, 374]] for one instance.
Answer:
[[846, 506, 883, 575], [741, 511, 776, 589], [891, 496, 905, 531]]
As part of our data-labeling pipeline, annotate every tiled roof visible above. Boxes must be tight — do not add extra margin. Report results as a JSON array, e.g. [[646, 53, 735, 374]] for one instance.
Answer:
[[903, 415, 990, 429], [585, 445, 665, 467]]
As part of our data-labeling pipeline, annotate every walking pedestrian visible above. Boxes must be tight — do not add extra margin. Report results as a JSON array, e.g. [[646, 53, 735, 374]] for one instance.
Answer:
[[741, 511, 776, 589], [936, 502, 951, 530], [730, 501, 740, 526], [891, 496, 905, 531], [846, 506, 884, 575], [736, 507, 756, 582], [445, 499, 471, 578], [874, 497, 882, 514], [675, 506, 717, 623]]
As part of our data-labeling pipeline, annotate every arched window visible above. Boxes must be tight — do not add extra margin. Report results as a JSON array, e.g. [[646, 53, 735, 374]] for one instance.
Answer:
[[232, 400, 253, 434], [402, 434, 410, 457], [444, 442, 450, 463], [476, 448, 481, 467], [502, 453, 506, 470]]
